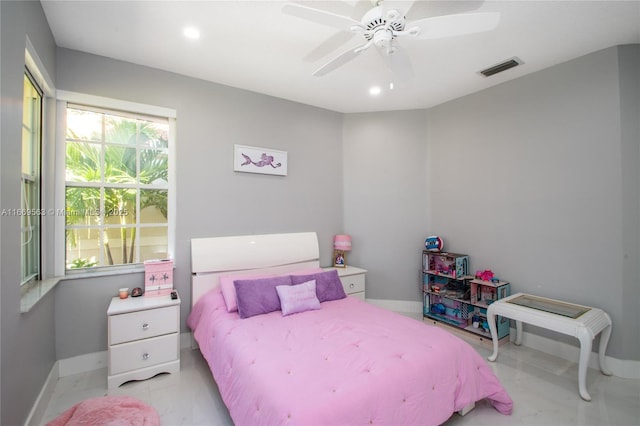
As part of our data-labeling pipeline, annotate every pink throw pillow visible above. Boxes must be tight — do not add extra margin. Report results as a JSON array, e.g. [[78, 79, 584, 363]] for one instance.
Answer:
[[276, 280, 321, 316], [219, 273, 273, 312]]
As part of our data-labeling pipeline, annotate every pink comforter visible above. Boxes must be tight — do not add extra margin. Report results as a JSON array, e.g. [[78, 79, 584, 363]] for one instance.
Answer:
[[188, 290, 512, 425]]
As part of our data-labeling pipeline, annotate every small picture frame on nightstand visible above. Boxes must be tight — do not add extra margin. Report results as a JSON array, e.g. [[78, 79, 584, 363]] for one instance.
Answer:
[[333, 250, 346, 267]]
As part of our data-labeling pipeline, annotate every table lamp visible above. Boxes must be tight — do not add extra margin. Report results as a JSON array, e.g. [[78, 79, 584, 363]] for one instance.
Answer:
[[333, 234, 352, 267]]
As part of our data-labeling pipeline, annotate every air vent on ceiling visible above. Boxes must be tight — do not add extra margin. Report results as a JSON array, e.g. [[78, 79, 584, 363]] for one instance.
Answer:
[[479, 57, 522, 77]]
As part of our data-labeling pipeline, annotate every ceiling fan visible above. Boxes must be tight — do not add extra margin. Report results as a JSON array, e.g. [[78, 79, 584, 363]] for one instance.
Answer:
[[282, 0, 500, 78]]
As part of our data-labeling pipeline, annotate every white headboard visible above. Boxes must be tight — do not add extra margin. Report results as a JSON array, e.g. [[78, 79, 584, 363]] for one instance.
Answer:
[[191, 232, 320, 308]]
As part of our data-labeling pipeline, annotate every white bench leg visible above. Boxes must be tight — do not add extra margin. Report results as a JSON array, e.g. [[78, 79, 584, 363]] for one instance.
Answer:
[[577, 328, 593, 401], [598, 315, 613, 376], [514, 320, 523, 345], [487, 307, 499, 362]]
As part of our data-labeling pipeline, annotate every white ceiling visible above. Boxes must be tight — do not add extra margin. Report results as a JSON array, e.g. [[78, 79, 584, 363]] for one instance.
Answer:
[[41, 0, 640, 113]]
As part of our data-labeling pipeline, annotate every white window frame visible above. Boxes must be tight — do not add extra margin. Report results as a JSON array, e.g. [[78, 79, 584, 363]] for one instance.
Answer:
[[21, 69, 43, 285], [56, 91, 177, 276], [20, 38, 58, 312]]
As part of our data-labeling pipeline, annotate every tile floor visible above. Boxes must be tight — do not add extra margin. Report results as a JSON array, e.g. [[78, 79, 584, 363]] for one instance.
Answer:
[[40, 336, 640, 426]]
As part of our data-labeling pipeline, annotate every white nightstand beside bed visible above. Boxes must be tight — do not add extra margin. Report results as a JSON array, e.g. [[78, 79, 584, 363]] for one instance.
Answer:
[[107, 293, 180, 389], [324, 265, 366, 299]]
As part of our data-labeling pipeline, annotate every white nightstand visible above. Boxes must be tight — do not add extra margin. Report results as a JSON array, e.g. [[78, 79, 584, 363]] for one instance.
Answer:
[[326, 266, 367, 300], [107, 293, 180, 388]]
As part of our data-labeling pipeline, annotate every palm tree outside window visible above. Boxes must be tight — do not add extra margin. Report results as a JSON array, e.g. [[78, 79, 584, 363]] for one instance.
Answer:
[[65, 105, 170, 269]]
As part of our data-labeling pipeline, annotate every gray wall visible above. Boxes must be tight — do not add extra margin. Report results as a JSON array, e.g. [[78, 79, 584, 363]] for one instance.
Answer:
[[423, 45, 638, 360], [617, 44, 640, 358], [53, 48, 344, 359], [343, 111, 429, 301], [1, 1, 58, 425]]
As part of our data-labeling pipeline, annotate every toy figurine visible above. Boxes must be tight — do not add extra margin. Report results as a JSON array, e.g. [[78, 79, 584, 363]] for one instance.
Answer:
[[476, 269, 494, 281], [472, 314, 481, 328], [425, 236, 443, 252]]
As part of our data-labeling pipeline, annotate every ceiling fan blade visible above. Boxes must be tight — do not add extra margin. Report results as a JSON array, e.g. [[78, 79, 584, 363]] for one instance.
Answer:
[[282, 2, 362, 31], [303, 31, 357, 63], [410, 12, 500, 39], [313, 43, 370, 77], [377, 44, 414, 81], [379, 0, 416, 19]]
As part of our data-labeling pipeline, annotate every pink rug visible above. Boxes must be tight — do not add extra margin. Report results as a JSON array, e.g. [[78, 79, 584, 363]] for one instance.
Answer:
[[46, 395, 160, 426]]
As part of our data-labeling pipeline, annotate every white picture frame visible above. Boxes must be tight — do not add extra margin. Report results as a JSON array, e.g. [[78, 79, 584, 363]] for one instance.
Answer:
[[234, 144, 288, 176]]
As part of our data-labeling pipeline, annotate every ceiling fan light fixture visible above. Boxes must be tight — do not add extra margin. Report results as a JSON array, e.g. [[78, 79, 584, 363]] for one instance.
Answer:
[[373, 29, 393, 48]]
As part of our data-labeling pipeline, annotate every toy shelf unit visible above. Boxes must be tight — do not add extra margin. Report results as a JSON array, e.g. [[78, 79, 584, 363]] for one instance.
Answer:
[[422, 250, 511, 342], [423, 250, 469, 279], [468, 278, 511, 340]]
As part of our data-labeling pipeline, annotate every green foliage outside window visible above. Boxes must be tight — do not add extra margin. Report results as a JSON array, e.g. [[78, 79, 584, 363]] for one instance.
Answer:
[[65, 107, 169, 269]]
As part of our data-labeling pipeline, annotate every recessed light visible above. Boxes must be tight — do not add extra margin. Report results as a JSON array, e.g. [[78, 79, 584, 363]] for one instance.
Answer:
[[369, 86, 381, 96], [389, 82, 394, 90], [183, 26, 200, 40]]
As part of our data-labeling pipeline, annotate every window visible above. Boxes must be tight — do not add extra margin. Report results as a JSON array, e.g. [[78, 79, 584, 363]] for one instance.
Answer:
[[21, 70, 43, 285], [64, 105, 170, 270]]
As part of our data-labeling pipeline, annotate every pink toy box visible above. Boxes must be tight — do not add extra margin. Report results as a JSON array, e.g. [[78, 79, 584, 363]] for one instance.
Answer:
[[144, 259, 173, 296]]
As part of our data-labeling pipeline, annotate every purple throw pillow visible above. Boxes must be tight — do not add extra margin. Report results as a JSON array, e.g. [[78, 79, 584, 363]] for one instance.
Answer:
[[234, 275, 293, 319], [276, 280, 321, 316], [290, 269, 346, 302], [219, 273, 273, 313]]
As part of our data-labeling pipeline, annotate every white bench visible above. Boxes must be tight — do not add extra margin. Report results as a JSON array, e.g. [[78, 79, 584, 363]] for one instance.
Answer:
[[487, 293, 612, 401]]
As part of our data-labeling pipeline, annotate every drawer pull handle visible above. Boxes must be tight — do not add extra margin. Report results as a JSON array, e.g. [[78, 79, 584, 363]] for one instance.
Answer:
[[142, 323, 149, 330], [349, 283, 355, 288], [142, 352, 150, 361]]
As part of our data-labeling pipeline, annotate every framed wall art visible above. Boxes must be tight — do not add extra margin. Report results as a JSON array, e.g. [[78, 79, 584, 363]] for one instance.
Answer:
[[234, 144, 288, 176]]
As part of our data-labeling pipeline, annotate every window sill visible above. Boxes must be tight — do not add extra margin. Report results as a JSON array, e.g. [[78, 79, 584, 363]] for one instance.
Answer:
[[20, 277, 63, 313], [20, 265, 146, 313], [63, 264, 145, 280]]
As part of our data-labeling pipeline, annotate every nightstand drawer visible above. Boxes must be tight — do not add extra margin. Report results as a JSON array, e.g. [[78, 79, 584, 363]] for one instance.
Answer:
[[109, 333, 178, 375], [341, 274, 365, 295], [109, 305, 178, 345]]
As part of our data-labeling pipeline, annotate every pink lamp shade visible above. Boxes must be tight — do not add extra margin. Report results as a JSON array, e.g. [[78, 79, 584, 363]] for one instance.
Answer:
[[333, 234, 352, 251]]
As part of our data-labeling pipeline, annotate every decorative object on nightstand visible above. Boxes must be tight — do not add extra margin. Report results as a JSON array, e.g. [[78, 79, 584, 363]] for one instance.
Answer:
[[107, 292, 180, 388], [422, 249, 511, 345], [332, 234, 351, 267], [144, 259, 174, 296], [325, 265, 367, 300]]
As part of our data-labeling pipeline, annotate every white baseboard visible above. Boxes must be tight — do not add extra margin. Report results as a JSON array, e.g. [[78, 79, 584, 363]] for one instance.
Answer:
[[24, 362, 59, 426], [58, 350, 108, 377], [366, 298, 422, 315], [370, 298, 640, 380]]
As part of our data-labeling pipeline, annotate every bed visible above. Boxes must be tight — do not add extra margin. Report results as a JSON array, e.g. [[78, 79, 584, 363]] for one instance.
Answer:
[[188, 232, 512, 425]]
